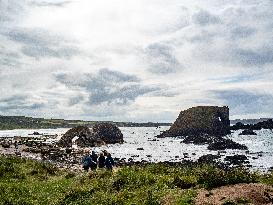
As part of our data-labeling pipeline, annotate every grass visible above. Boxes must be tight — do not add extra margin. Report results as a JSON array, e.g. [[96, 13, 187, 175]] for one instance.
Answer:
[[0, 155, 272, 205]]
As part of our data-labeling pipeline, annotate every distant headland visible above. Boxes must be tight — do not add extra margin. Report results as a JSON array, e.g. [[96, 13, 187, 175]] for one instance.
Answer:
[[0, 115, 171, 130]]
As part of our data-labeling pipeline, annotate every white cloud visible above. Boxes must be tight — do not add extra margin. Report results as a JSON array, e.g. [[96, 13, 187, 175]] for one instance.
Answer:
[[0, 0, 272, 122]]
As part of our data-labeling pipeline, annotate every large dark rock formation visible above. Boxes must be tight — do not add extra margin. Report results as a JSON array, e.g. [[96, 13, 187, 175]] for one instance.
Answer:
[[91, 123, 124, 144], [157, 106, 248, 150], [158, 106, 230, 138], [58, 126, 95, 147], [58, 123, 123, 148]]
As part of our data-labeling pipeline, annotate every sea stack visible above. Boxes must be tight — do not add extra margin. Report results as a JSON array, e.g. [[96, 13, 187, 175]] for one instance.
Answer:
[[157, 106, 230, 138], [58, 123, 123, 147]]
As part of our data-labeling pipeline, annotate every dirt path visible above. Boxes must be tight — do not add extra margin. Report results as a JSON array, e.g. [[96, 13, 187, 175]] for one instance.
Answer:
[[195, 183, 273, 205]]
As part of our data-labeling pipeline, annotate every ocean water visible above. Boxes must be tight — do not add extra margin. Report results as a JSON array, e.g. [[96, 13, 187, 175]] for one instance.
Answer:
[[0, 127, 273, 171]]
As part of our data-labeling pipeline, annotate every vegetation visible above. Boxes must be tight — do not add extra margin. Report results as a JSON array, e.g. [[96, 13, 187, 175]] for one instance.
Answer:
[[1, 155, 272, 205], [0, 116, 171, 130], [221, 198, 251, 205]]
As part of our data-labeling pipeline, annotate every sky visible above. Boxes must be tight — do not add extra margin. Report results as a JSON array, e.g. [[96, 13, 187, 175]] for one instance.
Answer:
[[0, 0, 272, 122]]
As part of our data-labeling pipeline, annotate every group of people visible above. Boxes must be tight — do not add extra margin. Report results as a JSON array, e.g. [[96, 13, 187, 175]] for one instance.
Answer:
[[82, 150, 115, 172]]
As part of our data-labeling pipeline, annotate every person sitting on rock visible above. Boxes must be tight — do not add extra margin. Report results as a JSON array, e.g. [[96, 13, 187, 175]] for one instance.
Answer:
[[98, 152, 105, 168], [82, 149, 92, 171], [105, 153, 115, 171], [90, 151, 98, 171]]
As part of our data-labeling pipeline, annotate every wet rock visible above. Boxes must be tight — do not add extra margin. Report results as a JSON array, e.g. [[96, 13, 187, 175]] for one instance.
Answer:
[[157, 106, 230, 138], [208, 138, 248, 150], [230, 122, 245, 130], [258, 152, 263, 157], [137, 147, 144, 150], [224, 155, 248, 165], [182, 134, 214, 145], [239, 129, 257, 135], [197, 154, 220, 164], [148, 138, 158, 141]]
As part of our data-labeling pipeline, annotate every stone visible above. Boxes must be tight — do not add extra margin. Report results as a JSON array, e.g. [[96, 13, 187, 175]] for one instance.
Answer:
[[208, 138, 248, 150], [239, 129, 257, 135], [92, 123, 124, 144], [58, 123, 123, 148], [58, 126, 93, 147], [157, 106, 230, 138], [224, 155, 248, 165], [137, 147, 144, 150], [197, 154, 220, 164]]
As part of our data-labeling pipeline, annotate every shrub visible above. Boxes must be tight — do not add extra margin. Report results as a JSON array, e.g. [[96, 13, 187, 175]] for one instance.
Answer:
[[195, 165, 258, 189], [173, 175, 197, 189]]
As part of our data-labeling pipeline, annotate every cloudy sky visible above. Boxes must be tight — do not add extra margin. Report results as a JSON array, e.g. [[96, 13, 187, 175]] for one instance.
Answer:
[[0, 0, 272, 122]]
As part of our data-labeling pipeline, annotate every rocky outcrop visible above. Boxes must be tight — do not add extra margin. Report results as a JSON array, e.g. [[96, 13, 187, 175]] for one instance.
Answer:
[[239, 129, 257, 135], [230, 119, 273, 130], [91, 123, 123, 144], [58, 123, 123, 147], [58, 126, 93, 147], [208, 138, 248, 150], [197, 154, 220, 164], [224, 155, 249, 165], [156, 106, 247, 150], [157, 106, 230, 138]]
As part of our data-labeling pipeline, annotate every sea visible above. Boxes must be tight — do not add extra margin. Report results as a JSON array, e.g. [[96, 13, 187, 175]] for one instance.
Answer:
[[0, 126, 272, 172]]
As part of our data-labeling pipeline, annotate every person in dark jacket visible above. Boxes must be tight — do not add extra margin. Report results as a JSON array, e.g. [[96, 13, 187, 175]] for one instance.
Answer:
[[98, 152, 105, 168], [82, 150, 92, 171], [90, 151, 98, 171], [105, 153, 115, 171]]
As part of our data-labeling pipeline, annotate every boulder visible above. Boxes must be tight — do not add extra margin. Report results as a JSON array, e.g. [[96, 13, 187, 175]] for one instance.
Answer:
[[239, 129, 257, 135], [58, 123, 123, 148], [224, 155, 249, 165], [91, 123, 123, 144], [157, 106, 230, 138]]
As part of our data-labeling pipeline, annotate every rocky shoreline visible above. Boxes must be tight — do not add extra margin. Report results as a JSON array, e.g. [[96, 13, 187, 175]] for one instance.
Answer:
[[1, 106, 273, 172], [0, 140, 256, 173]]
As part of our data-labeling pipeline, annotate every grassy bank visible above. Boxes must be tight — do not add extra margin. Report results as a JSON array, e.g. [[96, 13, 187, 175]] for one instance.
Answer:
[[0, 155, 272, 205]]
